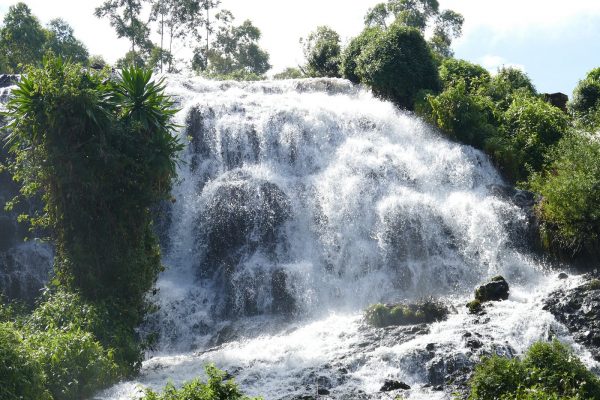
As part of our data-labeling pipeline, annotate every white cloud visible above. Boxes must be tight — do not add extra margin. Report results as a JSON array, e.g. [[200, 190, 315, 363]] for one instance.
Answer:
[[479, 55, 525, 74]]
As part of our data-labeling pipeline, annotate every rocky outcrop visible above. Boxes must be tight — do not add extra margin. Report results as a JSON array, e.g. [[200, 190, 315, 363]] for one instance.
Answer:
[[544, 274, 600, 361], [475, 276, 509, 302], [0, 74, 18, 89], [364, 300, 449, 327], [543, 92, 569, 113]]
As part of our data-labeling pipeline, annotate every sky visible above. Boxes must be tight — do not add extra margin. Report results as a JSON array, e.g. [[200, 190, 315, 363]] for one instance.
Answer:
[[0, 0, 599, 95]]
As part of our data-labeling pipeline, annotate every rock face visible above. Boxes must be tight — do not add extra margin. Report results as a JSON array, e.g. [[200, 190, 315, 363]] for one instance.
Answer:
[[544, 275, 600, 361], [543, 92, 569, 113], [475, 276, 509, 302], [0, 74, 18, 89], [196, 170, 293, 317], [380, 380, 410, 392], [487, 184, 540, 253]]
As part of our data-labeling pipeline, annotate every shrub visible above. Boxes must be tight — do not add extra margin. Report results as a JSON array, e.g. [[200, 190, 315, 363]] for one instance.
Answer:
[[26, 328, 118, 400], [365, 300, 448, 328], [466, 299, 482, 314], [302, 26, 342, 78], [469, 340, 600, 400], [0, 322, 50, 400], [501, 93, 568, 182], [570, 67, 600, 127], [438, 58, 490, 92], [486, 67, 536, 110], [421, 80, 498, 148], [141, 364, 262, 400], [340, 27, 382, 84], [529, 132, 600, 256], [355, 23, 440, 109]]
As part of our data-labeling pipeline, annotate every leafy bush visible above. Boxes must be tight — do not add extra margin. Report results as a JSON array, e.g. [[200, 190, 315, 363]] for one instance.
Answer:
[[529, 132, 600, 256], [0, 322, 50, 400], [421, 81, 498, 148], [355, 23, 440, 109], [466, 299, 482, 314], [486, 67, 537, 110], [501, 93, 568, 182], [469, 340, 600, 400], [340, 27, 382, 84], [570, 67, 600, 127], [142, 364, 262, 400], [438, 58, 490, 92], [26, 328, 118, 400], [365, 300, 448, 328], [302, 26, 342, 78]]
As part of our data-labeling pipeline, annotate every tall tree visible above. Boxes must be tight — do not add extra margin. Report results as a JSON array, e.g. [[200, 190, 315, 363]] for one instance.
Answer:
[[364, 0, 463, 57], [44, 19, 89, 64], [0, 2, 46, 72], [193, 11, 270, 77], [301, 26, 342, 78], [95, 0, 150, 65]]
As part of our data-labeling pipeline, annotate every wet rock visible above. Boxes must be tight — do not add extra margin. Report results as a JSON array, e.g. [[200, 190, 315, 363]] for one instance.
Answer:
[[317, 388, 330, 395], [271, 268, 296, 315], [0, 74, 17, 88], [364, 300, 448, 327], [380, 380, 410, 392], [544, 274, 600, 361], [475, 276, 509, 302], [558, 272, 569, 280]]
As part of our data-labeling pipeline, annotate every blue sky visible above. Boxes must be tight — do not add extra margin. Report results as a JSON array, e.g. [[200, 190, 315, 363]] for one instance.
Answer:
[[0, 0, 598, 95]]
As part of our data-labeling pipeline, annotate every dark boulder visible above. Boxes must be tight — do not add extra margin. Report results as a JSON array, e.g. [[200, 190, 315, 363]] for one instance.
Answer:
[[475, 276, 509, 302], [543, 92, 569, 113], [544, 275, 600, 361], [365, 300, 448, 328], [0, 74, 17, 89], [380, 380, 410, 392]]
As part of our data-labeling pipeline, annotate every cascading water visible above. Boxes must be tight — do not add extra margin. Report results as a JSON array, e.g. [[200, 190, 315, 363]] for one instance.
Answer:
[[99, 76, 597, 399]]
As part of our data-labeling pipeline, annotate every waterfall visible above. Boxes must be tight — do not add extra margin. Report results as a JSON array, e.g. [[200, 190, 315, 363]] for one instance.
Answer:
[[93, 76, 595, 399]]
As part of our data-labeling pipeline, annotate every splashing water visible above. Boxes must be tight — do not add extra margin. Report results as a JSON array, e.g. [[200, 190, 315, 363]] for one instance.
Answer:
[[98, 76, 595, 399]]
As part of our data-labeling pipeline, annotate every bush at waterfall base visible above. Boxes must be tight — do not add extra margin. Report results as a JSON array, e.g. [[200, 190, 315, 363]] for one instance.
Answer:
[[1, 57, 181, 395], [468, 340, 600, 400], [141, 364, 262, 400], [365, 300, 448, 328]]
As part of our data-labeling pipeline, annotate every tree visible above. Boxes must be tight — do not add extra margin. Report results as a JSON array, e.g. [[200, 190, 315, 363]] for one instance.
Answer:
[[355, 23, 440, 109], [273, 67, 304, 80], [438, 58, 490, 92], [363, 0, 463, 58], [0, 3, 46, 72], [486, 66, 537, 110], [341, 27, 383, 83], [570, 67, 600, 127], [301, 26, 342, 78], [95, 0, 150, 65], [193, 12, 270, 78], [44, 19, 89, 64]]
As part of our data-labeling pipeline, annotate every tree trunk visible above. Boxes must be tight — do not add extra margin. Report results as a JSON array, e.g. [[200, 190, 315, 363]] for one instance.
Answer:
[[160, 12, 164, 73]]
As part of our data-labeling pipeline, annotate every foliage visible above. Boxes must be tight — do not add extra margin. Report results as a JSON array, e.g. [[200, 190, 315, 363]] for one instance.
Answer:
[[468, 340, 600, 400], [421, 80, 498, 148], [0, 2, 46, 72], [273, 67, 304, 80], [363, 0, 463, 58], [340, 27, 382, 84], [438, 58, 490, 92], [0, 322, 50, 400], [141, 364, 262, 400], [501, 93, 568, 182], [3, 58, 181, 372], [89, 54, 109, 69], [365, 300, 448, 328], [44, 19, 89, 64], [355, 23, 440, 109], [95, 0, 150, 62], [529, 132, 600, 256], [486, 67, 537, 111], [570, 67, 600, 128], [26, 328, 118, 400], [301, 26, 342, 78], [193, 13, 270, 77]]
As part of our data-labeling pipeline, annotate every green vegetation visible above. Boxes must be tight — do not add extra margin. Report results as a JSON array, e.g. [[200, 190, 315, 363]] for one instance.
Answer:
[[355, 23, 440, 109], [141, 364, 262, 400], [570, 67, 600, 128], [301, 26, 342, 78], [365, 300, 448, 327], [466, 299, 483, 314], [0, 57, 181, 399], [468, 340, 600, 400]]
